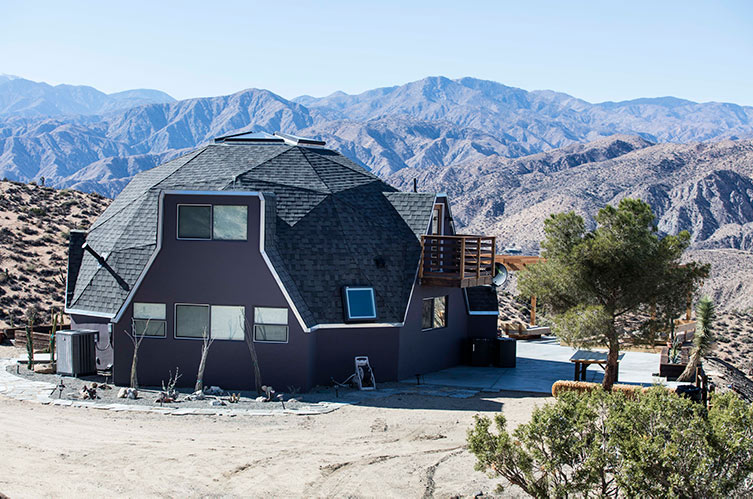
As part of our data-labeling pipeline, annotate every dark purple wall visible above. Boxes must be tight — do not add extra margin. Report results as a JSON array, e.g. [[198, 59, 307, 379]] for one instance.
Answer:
[[397, 285, 468, 380], [314, 327, 399, 386], [82, 191, 499, 391], [111, 193, 315, 391], [466, 314, 498, 339]]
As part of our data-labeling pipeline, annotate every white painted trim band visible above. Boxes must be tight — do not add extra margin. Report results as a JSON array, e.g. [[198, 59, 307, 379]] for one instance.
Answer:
[[65, 307, 116, 319]]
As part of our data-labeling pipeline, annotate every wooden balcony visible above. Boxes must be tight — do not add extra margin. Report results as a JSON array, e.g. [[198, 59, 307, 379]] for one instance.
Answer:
[[419, 235, 496, 287]]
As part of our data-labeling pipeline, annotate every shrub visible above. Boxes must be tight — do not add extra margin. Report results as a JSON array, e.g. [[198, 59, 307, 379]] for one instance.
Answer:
[[27, 207, 47, 217], [468, 388, 753, 498], [551, 380, 652, 398]]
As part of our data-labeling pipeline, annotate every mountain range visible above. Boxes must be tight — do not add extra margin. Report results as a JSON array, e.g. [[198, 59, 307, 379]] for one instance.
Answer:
[[2, 76, 753, 195], [0, 74, 175, 117]]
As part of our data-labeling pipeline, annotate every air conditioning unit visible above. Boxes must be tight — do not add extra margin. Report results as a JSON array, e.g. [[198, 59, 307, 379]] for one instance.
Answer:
[[56, 330, 97, 376]]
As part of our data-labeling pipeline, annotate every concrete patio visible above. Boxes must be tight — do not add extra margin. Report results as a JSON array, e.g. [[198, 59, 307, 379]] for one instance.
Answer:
[[404, 338, 676, 394]]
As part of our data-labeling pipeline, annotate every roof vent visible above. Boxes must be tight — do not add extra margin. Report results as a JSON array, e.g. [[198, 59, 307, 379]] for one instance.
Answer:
[[214, 131, 284, 144], [273, 132, 326, 147], [214, 131, 325, 146]]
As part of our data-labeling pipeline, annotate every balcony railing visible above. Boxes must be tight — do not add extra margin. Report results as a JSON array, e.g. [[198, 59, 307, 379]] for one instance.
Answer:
[[419, 235, 496, 287]]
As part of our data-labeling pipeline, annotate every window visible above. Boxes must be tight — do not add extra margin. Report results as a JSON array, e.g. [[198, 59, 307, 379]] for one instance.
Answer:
[[178, 205, 211, 239], [175, 304, 209, 338], [431, 204, 443, 235], [254, 307, 288, 343], [343, 287, 377, 321], [213, 205, 247, 240], [422, 296, 447, 330], [133, 302, 166, 337], [210, 305, 245, 340], [175, 304, 245, 341], [177, 204, 247, 240]]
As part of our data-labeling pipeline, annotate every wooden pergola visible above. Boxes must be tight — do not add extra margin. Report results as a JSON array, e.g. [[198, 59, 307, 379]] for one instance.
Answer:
[[496, 255, 696, 338], [495, 254, 545, 327]]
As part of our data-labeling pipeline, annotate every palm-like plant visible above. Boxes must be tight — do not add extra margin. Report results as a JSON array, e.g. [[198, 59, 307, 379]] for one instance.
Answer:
[[677, 297, 715, 382]]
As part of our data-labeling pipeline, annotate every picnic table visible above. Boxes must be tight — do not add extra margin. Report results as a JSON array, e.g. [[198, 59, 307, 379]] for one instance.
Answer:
[[569, 350, 624, 381]]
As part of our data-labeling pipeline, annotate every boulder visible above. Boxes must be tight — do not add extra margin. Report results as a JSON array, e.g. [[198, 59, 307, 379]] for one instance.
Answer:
[[117, 387, 139, 399], [33, 363, 55, 374]]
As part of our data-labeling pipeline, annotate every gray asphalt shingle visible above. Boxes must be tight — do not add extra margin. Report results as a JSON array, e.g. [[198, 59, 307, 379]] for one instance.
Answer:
[[69, 142, 436, 326]]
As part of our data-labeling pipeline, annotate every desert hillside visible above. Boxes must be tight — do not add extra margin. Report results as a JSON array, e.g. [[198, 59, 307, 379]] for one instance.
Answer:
[[0, 180, 110, 328], [389, 135, 753, 312]]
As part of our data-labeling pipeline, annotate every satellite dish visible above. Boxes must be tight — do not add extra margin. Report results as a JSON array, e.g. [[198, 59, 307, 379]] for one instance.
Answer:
[[492, 263, 508, 287]]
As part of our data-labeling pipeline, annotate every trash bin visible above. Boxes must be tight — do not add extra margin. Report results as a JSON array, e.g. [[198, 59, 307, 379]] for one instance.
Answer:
[[495, 337, 516, 368], [675, 384, 702, 403], [470, 338, 495, 367]]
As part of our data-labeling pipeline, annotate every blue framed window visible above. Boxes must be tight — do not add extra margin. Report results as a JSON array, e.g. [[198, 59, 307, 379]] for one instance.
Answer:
[[343, 287, 377, 321]]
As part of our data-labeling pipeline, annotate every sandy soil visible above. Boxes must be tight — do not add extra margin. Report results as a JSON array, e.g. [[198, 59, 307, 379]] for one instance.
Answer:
[[0, 344, 547, 498], [0, 180, 110, 329]]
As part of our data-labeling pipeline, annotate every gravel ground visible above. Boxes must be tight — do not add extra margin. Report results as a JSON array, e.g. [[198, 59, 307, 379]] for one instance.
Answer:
[[5, 362, 363, 410]]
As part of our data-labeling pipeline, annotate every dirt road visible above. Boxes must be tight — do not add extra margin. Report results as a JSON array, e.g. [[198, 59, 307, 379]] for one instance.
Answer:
[[0, 387, 545, 498]]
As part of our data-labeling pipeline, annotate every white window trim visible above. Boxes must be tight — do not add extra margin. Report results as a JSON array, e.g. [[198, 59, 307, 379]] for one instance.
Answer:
[[432, 203, 444, 235], [212, 205, 249, 242], [421, 296, 448, 331], [131, 318, 167, 338], [132, 302, 167, 338], [253, 306, 289, 344], [343, 287, 377, 321], [176, 204, 212, 241], [173, 303, 246, 341], [176, 203, 249, 242], [210, 304, 246, 341], [174, 303, 210, 340], [133, 302, 167, 320]]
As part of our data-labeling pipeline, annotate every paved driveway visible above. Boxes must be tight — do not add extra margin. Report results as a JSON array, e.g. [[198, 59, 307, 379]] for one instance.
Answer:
[[407, 338, 674, 394]]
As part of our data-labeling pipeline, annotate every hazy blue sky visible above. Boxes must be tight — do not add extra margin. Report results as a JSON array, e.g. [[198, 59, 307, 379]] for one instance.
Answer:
[[2, 1, 751, 104]]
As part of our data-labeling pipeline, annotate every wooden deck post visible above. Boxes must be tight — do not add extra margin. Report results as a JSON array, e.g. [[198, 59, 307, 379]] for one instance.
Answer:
[[686, 290, 692, 321], [491, 236, 496, 276], [459, 237, 466, 280], [419, 236, 425, 280], [476, 237, 482, 279], [530, 295, 537, 327]]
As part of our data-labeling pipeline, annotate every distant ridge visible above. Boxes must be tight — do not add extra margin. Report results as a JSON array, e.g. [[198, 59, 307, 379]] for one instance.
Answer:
[[0, 75, 175, 117], [0, 75, 752, 195]]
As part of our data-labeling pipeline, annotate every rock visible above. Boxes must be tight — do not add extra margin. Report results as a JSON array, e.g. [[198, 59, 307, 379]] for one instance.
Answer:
[[204, 386, 224, 396], [117, 387, 128, 398], [192, 390, 205, 400], [33, 363, 55, 374], [127, 388, 138, 399], [209, 399, 226, 406]]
